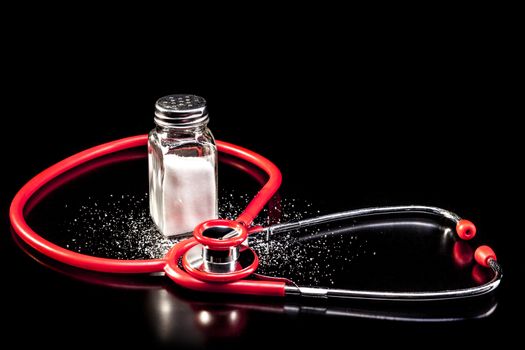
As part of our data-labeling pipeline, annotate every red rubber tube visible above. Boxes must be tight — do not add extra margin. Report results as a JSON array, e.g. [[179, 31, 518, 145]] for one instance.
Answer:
[[9, 135, 282, 274], [193, 219, 248, 250], [24, 150, 146, 215], [218, 141, 282, 226]]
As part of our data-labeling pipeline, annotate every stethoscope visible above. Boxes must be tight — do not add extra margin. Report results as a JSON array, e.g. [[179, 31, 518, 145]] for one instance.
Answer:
[[10, 135, 502, 301], [11, 231, 499, 325]]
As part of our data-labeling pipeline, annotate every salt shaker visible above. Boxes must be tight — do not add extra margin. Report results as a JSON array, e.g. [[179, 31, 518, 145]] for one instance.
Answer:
[[148, 94, 218, 236]]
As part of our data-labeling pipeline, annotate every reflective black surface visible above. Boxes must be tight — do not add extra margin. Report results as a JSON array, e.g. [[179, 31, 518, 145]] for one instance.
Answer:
[[2, 35, 520, 348]]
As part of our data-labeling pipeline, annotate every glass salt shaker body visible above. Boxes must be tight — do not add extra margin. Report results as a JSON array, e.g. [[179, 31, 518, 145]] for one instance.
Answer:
[[148, 94, 218, 236]]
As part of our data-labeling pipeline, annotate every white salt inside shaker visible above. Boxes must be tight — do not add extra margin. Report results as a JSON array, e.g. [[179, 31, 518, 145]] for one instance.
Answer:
[[162, 154, 217, 235]]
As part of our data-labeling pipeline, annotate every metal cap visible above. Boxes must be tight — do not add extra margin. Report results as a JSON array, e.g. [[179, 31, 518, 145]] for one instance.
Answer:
[[154, 94, 208, 127]]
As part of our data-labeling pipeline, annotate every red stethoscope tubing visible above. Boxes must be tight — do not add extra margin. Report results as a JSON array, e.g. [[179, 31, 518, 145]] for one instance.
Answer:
[[9, 135, 282, 275]]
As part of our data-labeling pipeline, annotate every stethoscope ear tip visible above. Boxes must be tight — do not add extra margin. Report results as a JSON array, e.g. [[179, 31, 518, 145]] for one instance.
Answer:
[[475, 245, 497, 268], [456, 219, 477, 240]]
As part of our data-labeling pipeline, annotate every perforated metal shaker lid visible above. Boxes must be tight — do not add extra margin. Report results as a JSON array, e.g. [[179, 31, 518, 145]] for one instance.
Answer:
[[154, 94, 208, 127]]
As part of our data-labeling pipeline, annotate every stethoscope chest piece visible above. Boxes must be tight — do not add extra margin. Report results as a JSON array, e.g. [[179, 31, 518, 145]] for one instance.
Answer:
[[180, 219, 259, 283]]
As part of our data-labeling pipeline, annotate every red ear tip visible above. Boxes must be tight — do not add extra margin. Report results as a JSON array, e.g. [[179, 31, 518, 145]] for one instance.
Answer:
[[456, 219, 477, 240], [475, 245, 496, 268]]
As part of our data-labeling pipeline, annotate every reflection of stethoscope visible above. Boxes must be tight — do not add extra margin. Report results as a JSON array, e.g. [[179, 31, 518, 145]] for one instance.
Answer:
[[10, 135, 502, 301]]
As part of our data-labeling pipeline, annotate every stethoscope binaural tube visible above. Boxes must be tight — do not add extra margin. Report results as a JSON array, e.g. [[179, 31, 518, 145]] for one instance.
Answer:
[[249, 206, 503, 300]]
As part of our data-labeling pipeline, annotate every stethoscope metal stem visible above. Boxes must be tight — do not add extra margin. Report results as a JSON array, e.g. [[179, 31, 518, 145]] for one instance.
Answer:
[[254, 205, 502, 301], [265, 205, 461, 235]]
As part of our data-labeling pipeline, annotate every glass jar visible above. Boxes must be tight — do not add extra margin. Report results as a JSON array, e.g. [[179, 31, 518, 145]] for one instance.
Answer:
[[148, 94, 218, 236]]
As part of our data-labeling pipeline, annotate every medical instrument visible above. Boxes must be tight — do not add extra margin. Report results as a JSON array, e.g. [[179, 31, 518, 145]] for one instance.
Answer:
[[10, 135, 502, 300], [11, 231, 499, 324]]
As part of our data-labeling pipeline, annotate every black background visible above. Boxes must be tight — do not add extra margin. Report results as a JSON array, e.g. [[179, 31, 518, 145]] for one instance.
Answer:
[[1, 15, 522, 349]]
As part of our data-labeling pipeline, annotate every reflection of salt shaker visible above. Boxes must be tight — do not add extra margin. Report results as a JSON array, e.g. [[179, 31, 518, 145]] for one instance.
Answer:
[[148, 94, 218, 236]]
